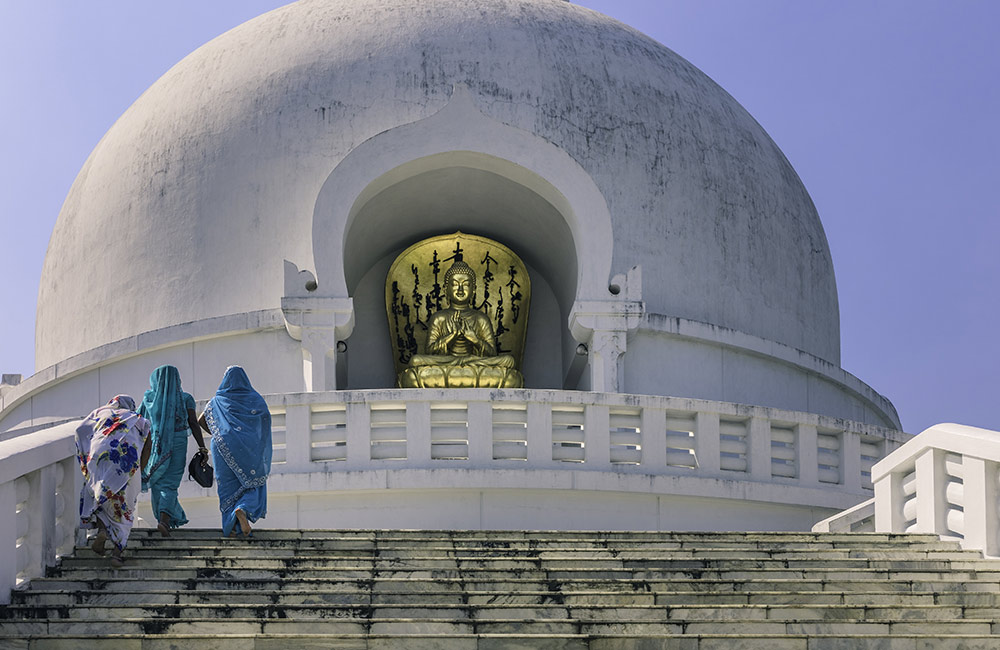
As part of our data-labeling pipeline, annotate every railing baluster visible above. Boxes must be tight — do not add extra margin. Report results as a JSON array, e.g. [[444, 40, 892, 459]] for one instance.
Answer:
[[467, 401, 492, 466], [585, 404, 610, 469], [283, 404, 310, 472], [842, 431, 862, 491], [526, 402, 551, 466], [345, 401, 372, 469], [913, 448, 948, 536], [797, 423, 818, 487], [961, 456, 999, 556], [694, 411, 720, 474], [0, 480, 15, 604], [748, 417, 771, 480], [640, 407, 667, 469], [406, 401, 431, 464]]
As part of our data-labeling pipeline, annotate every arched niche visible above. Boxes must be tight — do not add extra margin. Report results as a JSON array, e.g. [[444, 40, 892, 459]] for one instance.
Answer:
[[310, 87, 616, 387], [343, 161, 570, 388]]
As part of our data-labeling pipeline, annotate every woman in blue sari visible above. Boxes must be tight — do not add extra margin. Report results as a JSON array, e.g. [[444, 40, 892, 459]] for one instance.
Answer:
[[199, 366, 271, 537], [139, 365, 208, 536]]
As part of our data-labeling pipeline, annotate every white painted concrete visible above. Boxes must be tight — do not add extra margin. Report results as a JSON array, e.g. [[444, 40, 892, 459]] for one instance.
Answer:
[[0, 309, 901, 432], [868, 423, 1000, 556], [2, 390, 909, 601]]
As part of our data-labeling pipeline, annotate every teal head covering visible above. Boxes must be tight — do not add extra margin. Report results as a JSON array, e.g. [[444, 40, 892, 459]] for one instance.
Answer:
[[141, 365, 187, 488]]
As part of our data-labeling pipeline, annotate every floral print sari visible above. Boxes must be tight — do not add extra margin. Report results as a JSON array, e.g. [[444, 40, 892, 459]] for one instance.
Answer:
[[76, 395, 150, 551]]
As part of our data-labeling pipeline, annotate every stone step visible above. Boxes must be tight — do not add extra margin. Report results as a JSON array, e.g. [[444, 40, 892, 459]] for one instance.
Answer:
[[41, 565, 999, 584], [2, 616, 997, 637], [121, 531, 960, 544], [5, 529, 998, 645], [63, 555, 977, 572], [7, 601, 998, 622], [27, 575, 1000, 600], [6, 635, 1000, 650], [79, 543, 986, 564], [119, 529, 953, 546], [20, 587, 1000, 608], [7, 635, 1000, 650]]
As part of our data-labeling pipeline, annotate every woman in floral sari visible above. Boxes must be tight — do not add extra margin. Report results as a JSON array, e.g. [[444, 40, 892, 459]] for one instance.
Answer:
[[199, 366, 271, 537], [76, 394, 151, 567], [139, 365, 208, 536]]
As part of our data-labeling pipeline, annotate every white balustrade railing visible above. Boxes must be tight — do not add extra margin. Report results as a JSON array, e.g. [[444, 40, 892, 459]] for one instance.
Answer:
[[1, 388, 907, 602], [263, 389, 905, 491], [0, 420, 79, 603], [871, 423, 1000, 556]]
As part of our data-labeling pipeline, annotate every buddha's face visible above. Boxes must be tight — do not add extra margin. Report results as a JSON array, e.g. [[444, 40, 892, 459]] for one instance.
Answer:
[[447, 272, 472, 306]]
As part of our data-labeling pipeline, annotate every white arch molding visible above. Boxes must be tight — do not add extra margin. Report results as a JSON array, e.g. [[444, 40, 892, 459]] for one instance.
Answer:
[[283, 85, 643, 392]]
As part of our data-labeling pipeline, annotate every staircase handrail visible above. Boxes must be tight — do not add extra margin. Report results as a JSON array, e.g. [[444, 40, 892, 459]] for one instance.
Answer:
[[872, 422, 1000, 556], [0, 419, 80, 603]]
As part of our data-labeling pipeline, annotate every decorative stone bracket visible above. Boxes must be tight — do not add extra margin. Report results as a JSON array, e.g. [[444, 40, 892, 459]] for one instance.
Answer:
[[568, 266, 644, 393], [281, 261, 355, 391]]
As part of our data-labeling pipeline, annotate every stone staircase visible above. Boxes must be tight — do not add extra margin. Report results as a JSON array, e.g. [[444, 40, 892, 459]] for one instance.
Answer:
[[2, 530, 1000, 649]]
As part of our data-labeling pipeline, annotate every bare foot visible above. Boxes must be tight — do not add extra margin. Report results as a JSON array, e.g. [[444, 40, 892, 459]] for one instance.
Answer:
[[235, 509, 252, 537], [91, 529, 107, 556]]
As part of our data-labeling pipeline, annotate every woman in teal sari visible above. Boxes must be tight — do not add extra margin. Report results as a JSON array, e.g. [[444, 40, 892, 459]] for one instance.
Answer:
[[200, 366, 271, 537], [139, 365, 208, 536]]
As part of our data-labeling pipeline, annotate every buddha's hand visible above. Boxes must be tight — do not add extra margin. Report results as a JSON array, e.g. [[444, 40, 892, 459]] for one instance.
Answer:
[[462, 322, 481, 345], [449, 311, 470, 336]]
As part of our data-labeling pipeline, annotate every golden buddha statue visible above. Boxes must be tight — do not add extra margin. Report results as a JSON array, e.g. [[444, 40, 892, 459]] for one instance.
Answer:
[[399, 259, 523, 388]]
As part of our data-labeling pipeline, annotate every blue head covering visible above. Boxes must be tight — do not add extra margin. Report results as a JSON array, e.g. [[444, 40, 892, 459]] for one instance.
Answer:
[[205, 366, 272, 493], [141, 365, 187, 487]]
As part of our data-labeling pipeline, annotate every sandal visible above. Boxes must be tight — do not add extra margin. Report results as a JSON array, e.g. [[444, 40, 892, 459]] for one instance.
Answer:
[[90, 529, 108, 556], [157, 513, 171, 538]]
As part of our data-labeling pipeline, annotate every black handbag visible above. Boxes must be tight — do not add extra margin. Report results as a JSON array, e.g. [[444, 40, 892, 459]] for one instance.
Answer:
[[188, 449, 214, 488]]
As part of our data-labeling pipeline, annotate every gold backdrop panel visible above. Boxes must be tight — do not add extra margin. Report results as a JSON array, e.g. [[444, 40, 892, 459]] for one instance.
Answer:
[[385, 232, 531, 385]]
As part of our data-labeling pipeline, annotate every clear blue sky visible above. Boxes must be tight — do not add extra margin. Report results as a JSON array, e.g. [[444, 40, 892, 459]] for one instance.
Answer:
[[1, 1, 997, 435]]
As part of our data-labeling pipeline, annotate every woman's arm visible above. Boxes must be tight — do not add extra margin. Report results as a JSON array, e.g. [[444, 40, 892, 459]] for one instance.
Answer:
[[188, 409, 208, 451], [140, 434, 152, 470]]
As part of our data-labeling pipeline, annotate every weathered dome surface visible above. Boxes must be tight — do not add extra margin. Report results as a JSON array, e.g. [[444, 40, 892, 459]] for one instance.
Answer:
[[37, 0, 839, 370]]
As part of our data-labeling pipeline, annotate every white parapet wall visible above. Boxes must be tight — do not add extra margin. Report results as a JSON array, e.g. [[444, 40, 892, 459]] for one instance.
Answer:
[[136, 389, 905, 532], [870, 423, 1000, 557], [1, 388, 908, 602], [0, 421, 80, 604]]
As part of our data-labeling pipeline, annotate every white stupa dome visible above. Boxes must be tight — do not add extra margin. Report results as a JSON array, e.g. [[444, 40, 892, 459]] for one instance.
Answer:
[[28, 0, 897, 428], [39, 0, 836, 362]]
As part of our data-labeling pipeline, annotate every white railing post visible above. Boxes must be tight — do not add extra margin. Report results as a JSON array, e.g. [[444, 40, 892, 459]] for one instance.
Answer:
[[283, 404, 311, 472], [874, 469, 907, 533], [467, 401, 493, 466], [585, 405, 610, 469], [526, 402, 551, 466], [345, 401, 372, 469], [694, 411, 720, 474], [0, 480, 15, 604], [748, 417, 771, 481], [640, 407, 667, 469], [842, 431, 862, 491], [914, 448, 947, 536], [960, 456, 999, 555], [55, 457, 78, 557], [27, 466, 57, 575], [406, 401, 431, 464], [797, 423, 819, 487]]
